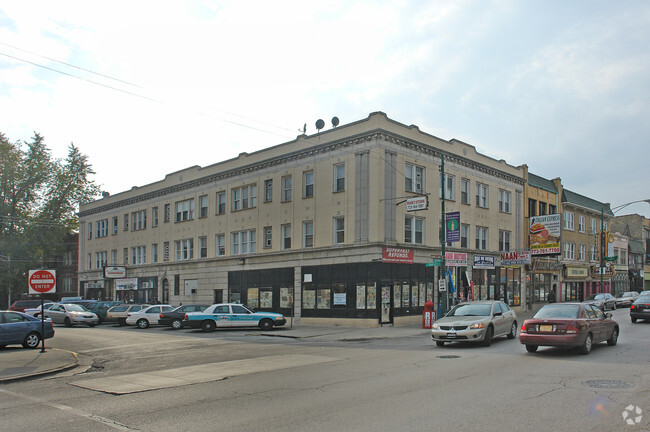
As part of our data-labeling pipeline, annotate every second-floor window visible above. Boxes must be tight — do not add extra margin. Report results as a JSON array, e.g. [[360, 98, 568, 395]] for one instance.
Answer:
[[334, 217, 345, 244], [232, 230, 256, 255], [499, 190, 511, 213], [460, 224, 469, 248], [131, 246, 146, 265], [176, 199, 195, 222], [499, 230, 511, 251], [199, 236, 208, 258], [175, 238, 193, 260], [590, 245, 597, 261], [579, 244, 586, 261], [303, 221, 314, 248], [476, 226, 488, 250], [216, 234, 225, 256], [405, 216, 424, 244], [95, 251, 107, 268], [282, 224, 291, 250], [564, 242, 575, 260], [264, 227, 272, 248]]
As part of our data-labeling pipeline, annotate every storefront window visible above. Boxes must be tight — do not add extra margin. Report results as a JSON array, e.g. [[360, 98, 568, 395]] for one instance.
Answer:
[[247, 288, 259, 309], [260, 288, 273, 308], [394, 284, 402, 308], [333, 283, 346, 306], [402, 283, 410, 308], [367, 283, 377, 309], [317, 286, 331, 309], [280, 287, 292, 308], [303, 284, 315, 309]]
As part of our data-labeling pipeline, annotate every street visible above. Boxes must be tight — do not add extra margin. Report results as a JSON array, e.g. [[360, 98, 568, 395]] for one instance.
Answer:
[[1, 307, 649, 432]]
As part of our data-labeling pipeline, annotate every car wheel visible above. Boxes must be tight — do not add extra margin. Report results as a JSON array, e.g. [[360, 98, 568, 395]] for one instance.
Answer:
[[607, 327, 619, 346], [525, 344, 538, 353], [64, 317, 72, 328], [259, 319, 274, 331], [507, 321, 517, 339], [23, 332, 41, 349], [579, 333, 593, 355], [631, 317, 637, 323], [202, 320, 216, 332], [482, 326, 494, 347], [137, 319, 149, 329], [436, 341, 445, 347], [171, 319, 183, 330], [118, 318, 127, 326]]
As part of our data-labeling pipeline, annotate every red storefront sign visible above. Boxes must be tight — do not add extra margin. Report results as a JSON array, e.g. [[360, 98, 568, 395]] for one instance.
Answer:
[[382, 247, 414, 264]]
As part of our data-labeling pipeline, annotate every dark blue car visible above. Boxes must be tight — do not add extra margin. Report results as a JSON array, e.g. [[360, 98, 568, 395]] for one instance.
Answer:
[[0, 311, 55, 349]]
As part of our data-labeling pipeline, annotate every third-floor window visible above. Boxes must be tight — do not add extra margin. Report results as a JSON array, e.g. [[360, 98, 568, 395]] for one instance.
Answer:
[[176, 199, 194, 222]]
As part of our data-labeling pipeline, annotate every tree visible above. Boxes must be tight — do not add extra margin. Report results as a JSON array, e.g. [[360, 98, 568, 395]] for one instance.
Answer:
[[0, 132, 100, 307]]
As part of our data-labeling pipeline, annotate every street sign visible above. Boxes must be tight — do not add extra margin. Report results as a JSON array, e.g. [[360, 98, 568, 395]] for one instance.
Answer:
[[28, 269, 56, 294], [604, 256, 618, 262], [426, 259, 443, 267], [438, 279, 447, 292]]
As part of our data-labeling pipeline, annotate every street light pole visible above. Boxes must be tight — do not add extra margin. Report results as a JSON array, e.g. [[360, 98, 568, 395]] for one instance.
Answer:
[[440, 154, 447, 315]]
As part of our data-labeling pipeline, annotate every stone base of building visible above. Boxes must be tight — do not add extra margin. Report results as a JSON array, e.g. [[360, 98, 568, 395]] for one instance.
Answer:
[[299, 315, 422, 328]]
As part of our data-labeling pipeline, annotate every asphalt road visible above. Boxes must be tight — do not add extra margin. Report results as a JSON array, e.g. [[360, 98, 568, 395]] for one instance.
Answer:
[[1, 308, 649, 432]]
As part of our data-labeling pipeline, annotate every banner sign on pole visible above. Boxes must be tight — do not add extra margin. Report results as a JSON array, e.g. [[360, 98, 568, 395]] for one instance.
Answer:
[[445, 211, 460, 243]]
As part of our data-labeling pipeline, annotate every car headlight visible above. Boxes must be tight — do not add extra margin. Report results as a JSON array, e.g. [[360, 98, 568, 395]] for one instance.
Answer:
[[431, 323, 439, 330], [470, 322, 484, 329]]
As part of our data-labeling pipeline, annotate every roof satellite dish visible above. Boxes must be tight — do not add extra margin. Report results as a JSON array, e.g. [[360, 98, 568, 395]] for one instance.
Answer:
[[315, 119, 325, 131], [332, 116, 339, 127]]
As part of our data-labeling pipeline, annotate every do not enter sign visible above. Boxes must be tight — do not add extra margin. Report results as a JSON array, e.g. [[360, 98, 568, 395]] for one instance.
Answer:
[[28, 269, 57, 294]]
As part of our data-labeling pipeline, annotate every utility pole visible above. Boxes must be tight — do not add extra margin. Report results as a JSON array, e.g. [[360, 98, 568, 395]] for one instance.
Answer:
[[600, 209, 605, 292], [440, 154, 447, 314]]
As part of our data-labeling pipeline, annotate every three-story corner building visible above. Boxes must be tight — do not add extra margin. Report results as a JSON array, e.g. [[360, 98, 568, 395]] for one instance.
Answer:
[[78, 112, 525, 326]]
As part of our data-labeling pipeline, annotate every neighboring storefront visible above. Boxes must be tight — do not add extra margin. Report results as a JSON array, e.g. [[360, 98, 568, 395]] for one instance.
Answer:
[[563, 265, 591, 302], [528, 258, 562, 303]]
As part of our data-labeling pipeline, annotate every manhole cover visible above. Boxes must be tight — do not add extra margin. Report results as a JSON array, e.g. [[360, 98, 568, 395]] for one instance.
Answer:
[[583, 380, 634, 389], [436, 355, 461, 359]]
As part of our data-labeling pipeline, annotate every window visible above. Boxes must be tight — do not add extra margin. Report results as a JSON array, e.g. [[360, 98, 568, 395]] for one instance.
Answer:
[[152, 207, 159, 227], [131, 246, 146, 265], [123, 214, 129, 231], [282, 176, 292, 202], [123, 248, 128, 264], [199, 236, 208, 258], [88, 222, 92, 239], [499, 190, 511, 213], [175, 238, 194, 260], [476, 226, 488, 250], [199, 195, 208, 218], [176, 199, 195, 222], [264, 227, 272, 248], [87, 253, 92, 270], [590, 245, 598, 261], [564, 211, 574, 230], [303, 221, 314, 248], [152, 244, 158, 263], [406, 163, 424, 194], [439, 173, 455, 200], [620, 249, 627, 265], [528, 199, 537, 217], [231, 230, 256, 255], [303, 170, 314, 198], [95, 251, 107, 268], [131, 210, 146, 231], [476, 183, 489, 208], [460, 224, 469, 248], [232, 184, 257, 211], [111, 249, 117, 265], [264, 179, 273, 202], [112, 216, 118, 234], [499, 230, 511, 252], [460, 178, 470, 204], [539, 202, 547, 216], [95, 219, 108, 238], [579, 244, 586, 261], [590, 218, 597, 234], [281, 224, 291, 250], [164, 204, 170, 223], [217, 191, 226, 214], [334, 164, 345, 192], [405, 216, 424, 244], [164, 241, 170, 261], [334, 217, 345, 244], [216, 234, 225, 256], [564, 242, 575, 260], [549, 204, 556, 214]]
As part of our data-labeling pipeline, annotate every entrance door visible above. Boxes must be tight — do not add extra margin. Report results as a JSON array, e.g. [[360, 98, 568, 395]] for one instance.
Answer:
[[380, 284, 392, 325]]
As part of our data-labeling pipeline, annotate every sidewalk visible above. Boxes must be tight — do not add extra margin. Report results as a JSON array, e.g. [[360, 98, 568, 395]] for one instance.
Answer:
[[0, 306, 540, 383]]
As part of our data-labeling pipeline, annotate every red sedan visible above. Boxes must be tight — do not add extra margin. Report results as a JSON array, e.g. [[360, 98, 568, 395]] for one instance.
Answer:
[[519, 303, 619, 355]]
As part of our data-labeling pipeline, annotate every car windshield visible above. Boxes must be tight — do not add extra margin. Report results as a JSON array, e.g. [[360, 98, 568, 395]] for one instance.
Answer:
[[447, 303, 492, 317], [65, 304, 89, 312], [533, 304, 580, 319], [621, 293, 635, 298], [586, 294, 603, 300]]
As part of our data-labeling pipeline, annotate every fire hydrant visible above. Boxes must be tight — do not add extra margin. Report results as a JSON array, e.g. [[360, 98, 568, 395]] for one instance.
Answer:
[[422, 300, 435, 328]]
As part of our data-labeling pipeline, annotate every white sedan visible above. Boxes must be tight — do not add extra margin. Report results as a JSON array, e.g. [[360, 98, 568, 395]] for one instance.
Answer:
[[125, 305, 173, 328], [23, 302, 55, 317]]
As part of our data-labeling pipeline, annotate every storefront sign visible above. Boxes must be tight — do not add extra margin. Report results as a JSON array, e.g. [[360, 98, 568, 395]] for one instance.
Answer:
[[406, 196, 427, 211], [382, 247, 414, 263], [445, 211, 460, 243], [499, 251, 531, 266], [531, 259, 563, 271], [591, 264, 615, 278], [530, 214, 561, 256], [104, 266, 127, 278], [115, 278, 138, 291], [473, 255, 495, 269], [565, 266, 589, 278], [445, 252, 467, 266]]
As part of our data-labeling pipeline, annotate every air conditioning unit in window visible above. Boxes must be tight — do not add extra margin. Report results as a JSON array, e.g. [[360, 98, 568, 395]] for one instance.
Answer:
[[142, 282, 153, 288]]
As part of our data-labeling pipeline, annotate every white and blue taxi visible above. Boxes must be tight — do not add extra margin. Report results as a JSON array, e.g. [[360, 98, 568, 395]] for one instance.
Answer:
[[183, 303, 287, 332]]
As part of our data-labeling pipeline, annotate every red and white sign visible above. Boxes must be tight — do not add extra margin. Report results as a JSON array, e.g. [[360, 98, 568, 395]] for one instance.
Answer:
[[28, 269, 56, 294], [382, 247, 414, 264], [406, 196, 428, 211], [445, 252, 467, 266]]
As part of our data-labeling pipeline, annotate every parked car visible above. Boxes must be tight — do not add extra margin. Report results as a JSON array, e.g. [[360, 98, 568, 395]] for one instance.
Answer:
[[9, 299, 47, 312], [23, 302, 55, 317], [183, 303, 287, 332], [615, 291, 640, 308], [584, 293, 617, 311], [630, 294, 650, 323], [83, 300, 124, 323], [159, 304, 209, 329], [105, 304, 150, 326], [0, 311, 55, 349], [519, 303, 619, 354], [46, 303, 100, 327], [640, 290, 650, 296], [430, 300, 518, 347], [125, 305, 173, 328]]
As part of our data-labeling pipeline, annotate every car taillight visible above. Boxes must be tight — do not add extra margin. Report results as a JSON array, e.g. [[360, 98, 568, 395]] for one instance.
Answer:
[[631, 305, 636, 310], [184, 314, 188, 319], [520, 323, 527, 333], [566, 325, 578, 334], [160, 314, 164, 318]]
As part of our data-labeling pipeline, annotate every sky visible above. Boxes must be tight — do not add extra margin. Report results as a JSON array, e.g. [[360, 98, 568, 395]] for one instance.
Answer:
[[1, 0, 649, 218]]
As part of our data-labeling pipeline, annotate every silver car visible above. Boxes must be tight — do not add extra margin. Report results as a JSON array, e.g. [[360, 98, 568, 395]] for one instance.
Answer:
[[46, 303, 100, 327], [431, 300, 518, 347]]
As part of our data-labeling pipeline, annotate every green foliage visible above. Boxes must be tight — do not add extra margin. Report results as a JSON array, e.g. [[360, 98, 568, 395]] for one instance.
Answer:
[[0, 132, 100, 305]]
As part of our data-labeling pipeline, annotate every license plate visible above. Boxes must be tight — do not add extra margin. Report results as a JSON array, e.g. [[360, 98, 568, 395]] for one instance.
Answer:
[[539, 325, 553, 332], [446, 332, 457, 338]]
